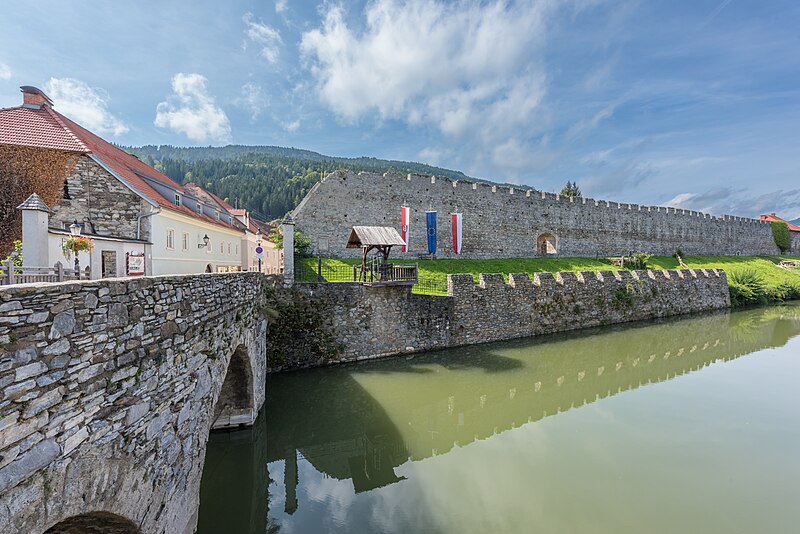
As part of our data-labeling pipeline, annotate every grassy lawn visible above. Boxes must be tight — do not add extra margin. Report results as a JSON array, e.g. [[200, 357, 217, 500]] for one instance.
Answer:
[[298, 255, 800, 302]]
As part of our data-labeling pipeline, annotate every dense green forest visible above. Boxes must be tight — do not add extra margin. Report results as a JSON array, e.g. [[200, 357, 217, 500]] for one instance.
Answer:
[[123, 145, 519, 222]]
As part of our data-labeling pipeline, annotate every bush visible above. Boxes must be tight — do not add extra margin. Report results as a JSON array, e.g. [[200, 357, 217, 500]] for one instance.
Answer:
[[673, 247, 684, 259], [771, 221, 791, 253], [728, 268, 767, 307], [624, 252, 651, 270]]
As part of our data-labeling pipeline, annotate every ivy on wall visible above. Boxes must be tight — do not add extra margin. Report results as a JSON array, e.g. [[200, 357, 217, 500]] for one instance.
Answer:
[[0, 145, 78, 256], [260, 278, 341, 370], [771, 221, 791, 253]]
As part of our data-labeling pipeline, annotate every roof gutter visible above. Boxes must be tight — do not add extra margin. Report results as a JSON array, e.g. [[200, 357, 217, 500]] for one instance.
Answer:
[[87, 154, 158, 208], [137, 204, 161, 241]]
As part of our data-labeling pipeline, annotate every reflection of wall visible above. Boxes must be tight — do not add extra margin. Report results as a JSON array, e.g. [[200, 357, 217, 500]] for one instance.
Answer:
[[265, 306, 800, 505]]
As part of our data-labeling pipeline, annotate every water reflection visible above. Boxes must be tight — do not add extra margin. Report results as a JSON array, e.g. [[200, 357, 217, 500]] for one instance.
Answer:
[[198, 304, 800, 534]]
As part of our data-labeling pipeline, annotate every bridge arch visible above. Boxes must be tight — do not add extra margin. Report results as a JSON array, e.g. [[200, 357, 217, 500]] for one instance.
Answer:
[[212, 344, 257, 429], [44, 512, 140, 533]]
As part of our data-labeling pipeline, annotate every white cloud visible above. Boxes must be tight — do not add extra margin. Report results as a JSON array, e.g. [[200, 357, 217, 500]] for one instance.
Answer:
[[0, 62, 11, 80], [282, 119, 300, 133], [44, 78, 129, 136], [154, 73, 231, 144], [300, 0, 552, 141], [418, 147, 447, 166], [565, 102, 617, 141], [275, 0, 287, 14], [236, 82, 269, 120], [243, 12, 282, 64]]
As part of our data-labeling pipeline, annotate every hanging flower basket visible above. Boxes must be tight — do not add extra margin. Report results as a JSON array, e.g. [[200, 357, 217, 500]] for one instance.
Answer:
[[62, 236, 94, 259]]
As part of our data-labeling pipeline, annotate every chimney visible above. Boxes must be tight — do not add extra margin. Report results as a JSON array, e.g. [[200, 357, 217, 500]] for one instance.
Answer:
[[20, 86, 54, 109]]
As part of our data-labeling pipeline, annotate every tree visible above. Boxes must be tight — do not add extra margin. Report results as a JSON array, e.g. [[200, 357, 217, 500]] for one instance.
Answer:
[[268, 227, 313, 257], [560, 180, 582, 198]]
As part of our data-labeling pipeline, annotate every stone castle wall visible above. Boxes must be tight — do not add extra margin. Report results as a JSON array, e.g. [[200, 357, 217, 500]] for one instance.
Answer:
[[0, 273, 268, 534], [50, 156, 151, 242], [293, 171, 780, 258], [279, 268, 730, 369]]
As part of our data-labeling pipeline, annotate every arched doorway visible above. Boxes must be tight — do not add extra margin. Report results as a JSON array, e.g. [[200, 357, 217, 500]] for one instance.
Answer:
[[205, 263, 213, 273], [537, 233, 557, 255], [212, 345, 255, 429], [45, 512, 140, 533]]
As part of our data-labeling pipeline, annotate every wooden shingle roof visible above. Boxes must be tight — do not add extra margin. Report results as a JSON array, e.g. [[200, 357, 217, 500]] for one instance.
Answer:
[[346, 226, 406, 248]]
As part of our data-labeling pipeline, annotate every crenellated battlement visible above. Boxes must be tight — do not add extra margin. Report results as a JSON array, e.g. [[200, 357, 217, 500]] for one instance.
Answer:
[[443, 268, 730, 345], [300, 171, 778, 258], [447, 268, 724, 295]]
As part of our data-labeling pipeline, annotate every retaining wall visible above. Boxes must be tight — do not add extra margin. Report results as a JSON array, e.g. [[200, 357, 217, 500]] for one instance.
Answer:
[[277, 268, 730, 369]]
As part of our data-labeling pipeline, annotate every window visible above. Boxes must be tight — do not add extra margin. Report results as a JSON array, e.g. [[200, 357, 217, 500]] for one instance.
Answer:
[[220, 242, 224, 254], [235, 244, 239, 255], [182, 232, 189, 251], [227, 243, 231, 254], [196, 202, 203, 215], [166, 229, 175, 249], [174, 193, 181, 207]]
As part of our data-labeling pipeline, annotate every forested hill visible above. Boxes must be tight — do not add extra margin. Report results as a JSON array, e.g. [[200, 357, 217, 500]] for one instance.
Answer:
[[124, 145, 485, 222]]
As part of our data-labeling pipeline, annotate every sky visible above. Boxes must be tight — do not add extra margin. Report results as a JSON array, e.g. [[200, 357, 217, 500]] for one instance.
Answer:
[[1, 0, 799, 218]]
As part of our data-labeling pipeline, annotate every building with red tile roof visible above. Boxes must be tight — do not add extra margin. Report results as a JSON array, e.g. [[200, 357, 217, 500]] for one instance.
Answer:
[[1, 86, 248, 277], [759, 213, 800, 232]]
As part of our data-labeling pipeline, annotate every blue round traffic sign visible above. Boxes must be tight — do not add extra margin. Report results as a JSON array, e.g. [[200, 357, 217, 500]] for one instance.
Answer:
[[255, 246, 264, 254]]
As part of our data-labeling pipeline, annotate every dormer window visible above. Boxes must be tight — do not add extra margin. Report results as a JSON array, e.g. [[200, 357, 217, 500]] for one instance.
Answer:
[[215, 211, 220, 221], [174, 193, 181, 207], [196, 202, 203, 215]]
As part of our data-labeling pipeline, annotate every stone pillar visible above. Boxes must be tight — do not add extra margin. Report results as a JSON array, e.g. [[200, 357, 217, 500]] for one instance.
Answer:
[[17, 193, 51, 268], [282, 216, 295, 286]]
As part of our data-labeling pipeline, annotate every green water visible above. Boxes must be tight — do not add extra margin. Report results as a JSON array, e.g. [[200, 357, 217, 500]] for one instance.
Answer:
[[197, 304, 800, 534]]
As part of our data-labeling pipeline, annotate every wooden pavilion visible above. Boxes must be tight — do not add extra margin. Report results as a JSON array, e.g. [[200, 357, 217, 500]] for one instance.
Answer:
[[346, 226, 416, 283]]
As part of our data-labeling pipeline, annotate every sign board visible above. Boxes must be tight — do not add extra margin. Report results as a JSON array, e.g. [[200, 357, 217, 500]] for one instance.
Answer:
[[254, 245, 264, 260], [126, 252, 145, 276]]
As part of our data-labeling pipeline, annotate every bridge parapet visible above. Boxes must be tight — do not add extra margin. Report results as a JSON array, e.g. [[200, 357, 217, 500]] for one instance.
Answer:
[[0, 272, 270, 534]]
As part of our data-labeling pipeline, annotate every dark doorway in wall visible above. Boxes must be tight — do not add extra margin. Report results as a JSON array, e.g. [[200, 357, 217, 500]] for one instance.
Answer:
[[101, 250, 117, 278], [537, 233, 557, 255]]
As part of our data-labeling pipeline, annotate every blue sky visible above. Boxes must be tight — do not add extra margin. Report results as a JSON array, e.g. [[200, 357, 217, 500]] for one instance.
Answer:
[[1, 0, 799, 218]]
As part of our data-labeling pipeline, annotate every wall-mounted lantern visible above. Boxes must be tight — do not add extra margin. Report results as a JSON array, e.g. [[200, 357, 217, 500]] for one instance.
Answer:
[[198, 234, 210, 249]]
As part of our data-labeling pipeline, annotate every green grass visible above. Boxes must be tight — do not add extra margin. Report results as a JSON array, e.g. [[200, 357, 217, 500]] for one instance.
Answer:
[[299, 255, 800, 302]]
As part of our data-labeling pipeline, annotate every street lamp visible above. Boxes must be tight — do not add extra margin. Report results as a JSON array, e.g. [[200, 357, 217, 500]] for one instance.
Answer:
[[69, 220, 81, 278], [255, 229, 263, 272], [197, 234, 210, 249]]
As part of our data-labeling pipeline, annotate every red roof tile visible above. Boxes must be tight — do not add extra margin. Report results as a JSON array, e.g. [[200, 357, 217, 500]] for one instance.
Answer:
[[760, 214, 800, 232], [0, 105, 87, 152], [0, 103, 241, 233]]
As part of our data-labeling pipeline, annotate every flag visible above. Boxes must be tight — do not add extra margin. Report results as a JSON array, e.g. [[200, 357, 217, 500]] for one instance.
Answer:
[[451, 213, 463, 254], [401, 206, 410, 252], [426, 211, 437, 255]]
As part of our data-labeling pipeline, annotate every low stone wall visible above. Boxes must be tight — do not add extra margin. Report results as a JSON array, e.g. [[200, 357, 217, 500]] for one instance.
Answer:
[[447, 269, 731, 346], [276, 269, 730, 369], [0, 273, 268, 534]]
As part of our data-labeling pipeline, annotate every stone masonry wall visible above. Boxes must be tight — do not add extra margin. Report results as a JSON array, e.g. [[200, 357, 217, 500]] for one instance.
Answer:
[[278, 268, 730, 369], [0, 272, 268, 534], [447, 269, 731, 346], [293, 171, 778, 259], [50, 156, 151, 241]]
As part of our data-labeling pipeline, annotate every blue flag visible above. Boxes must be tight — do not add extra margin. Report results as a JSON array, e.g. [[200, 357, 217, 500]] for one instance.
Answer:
[[426, 210, 437, 255]]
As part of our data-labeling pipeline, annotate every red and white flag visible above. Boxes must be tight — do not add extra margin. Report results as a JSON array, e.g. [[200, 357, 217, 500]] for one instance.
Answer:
[[451, 213, 463, 254], [401, 206, 410, 252]]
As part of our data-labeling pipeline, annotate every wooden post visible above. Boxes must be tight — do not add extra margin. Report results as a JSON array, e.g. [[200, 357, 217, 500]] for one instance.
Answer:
[[4, 259, 13, 285], [55, 262, 63, 281]]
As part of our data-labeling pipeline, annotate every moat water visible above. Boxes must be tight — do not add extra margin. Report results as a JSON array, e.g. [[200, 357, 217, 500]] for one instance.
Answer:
[[197, 303, 800, 534]]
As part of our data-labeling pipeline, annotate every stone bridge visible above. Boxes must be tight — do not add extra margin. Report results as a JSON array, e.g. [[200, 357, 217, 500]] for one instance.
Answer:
[[0, 272, 269, 534]]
